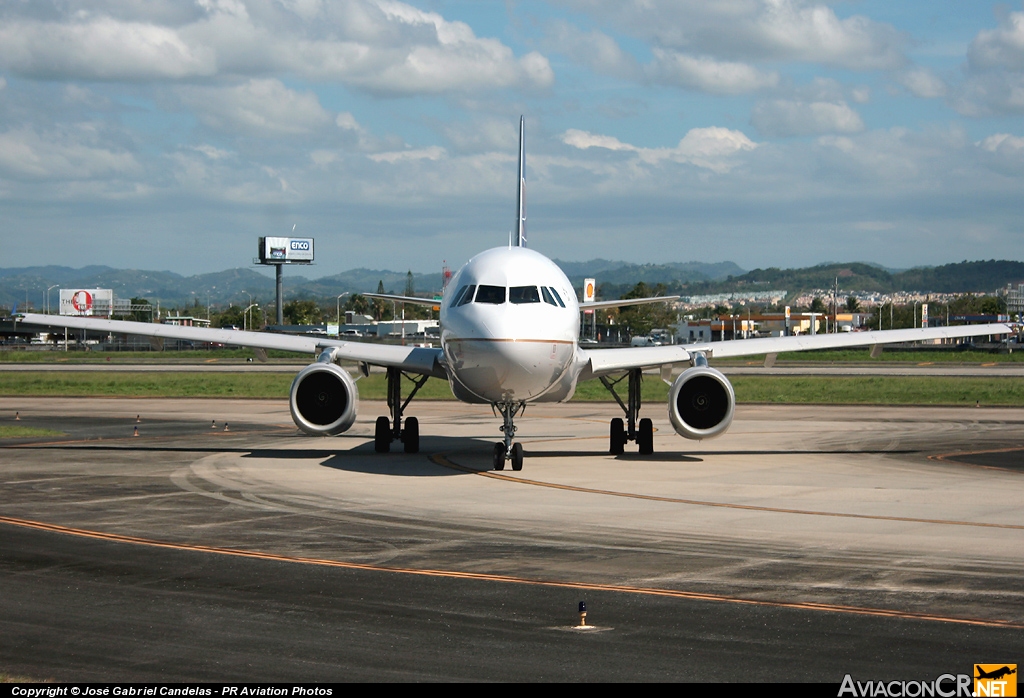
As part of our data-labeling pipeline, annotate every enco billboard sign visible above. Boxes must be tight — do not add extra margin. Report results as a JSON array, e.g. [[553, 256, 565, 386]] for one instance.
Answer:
[[259, 237, 314, 263]]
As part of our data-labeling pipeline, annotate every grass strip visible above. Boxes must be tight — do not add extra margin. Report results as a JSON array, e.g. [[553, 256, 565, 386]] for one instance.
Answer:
[[0, 425, 65, 439], [0, 349, 310, 363], [1, 372, 1021, 406]]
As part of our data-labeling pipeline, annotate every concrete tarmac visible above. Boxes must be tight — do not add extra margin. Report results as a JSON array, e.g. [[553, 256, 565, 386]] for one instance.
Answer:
[[1, 397, 1023, 682]]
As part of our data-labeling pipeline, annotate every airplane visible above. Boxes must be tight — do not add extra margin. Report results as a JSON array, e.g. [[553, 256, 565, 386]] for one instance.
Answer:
[[15, 117, 1013, 472], [976, 666, 1017, 680]]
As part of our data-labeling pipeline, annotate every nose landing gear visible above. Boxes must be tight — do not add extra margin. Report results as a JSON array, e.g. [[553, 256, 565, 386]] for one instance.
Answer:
[[492, 401, 525, 471]]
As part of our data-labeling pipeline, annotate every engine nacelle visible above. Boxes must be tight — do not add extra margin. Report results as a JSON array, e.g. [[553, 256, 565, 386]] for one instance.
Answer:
[[668, 366, 735, 440], [289, 362, 359, 435]]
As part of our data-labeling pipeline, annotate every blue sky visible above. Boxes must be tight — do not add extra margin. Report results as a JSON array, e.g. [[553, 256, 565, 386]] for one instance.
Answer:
[[0, 0, 1022, 275]]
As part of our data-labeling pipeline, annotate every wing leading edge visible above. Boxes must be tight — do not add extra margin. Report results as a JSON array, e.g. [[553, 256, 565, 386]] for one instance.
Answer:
[[16, 313, 446, 377], [579, 323, 1012, 378]]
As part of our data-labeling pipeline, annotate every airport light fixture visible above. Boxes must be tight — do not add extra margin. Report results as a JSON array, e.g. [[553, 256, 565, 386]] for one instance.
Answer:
[[243, 303, 259, 331], [46, 285, 58, 314], [337, 292, 350, 335]]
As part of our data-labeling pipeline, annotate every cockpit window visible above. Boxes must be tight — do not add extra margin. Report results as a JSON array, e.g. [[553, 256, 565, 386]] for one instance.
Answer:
[[474, 285, 505, 304], [456, 285, 476, 306], [509, 286, 540, 304], [544, 287, 566, 308], [450, 285, 469, 307]]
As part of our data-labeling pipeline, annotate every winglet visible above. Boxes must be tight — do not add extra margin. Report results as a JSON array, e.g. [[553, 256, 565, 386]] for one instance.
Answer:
[[514, 116, 526, 247]]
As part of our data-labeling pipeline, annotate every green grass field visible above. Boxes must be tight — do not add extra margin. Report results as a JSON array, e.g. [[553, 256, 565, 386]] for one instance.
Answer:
[[0, 425, 65, 439], [0, 371, 1020, 406]]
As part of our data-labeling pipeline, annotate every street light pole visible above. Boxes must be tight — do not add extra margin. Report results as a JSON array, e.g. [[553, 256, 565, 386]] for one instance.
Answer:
[[46, 285, 59, 314], [336, 293, 350, 337], [242, 303, 259, 331]]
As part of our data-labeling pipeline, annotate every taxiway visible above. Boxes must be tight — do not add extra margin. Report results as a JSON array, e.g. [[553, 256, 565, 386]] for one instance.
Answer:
[[1, 397, 1022, 681]]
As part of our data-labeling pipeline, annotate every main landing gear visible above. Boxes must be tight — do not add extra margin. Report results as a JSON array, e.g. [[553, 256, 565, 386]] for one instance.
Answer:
[[374, 366, 429, 454], [600, 368, 653, 455], [491, 401, 525, 471]]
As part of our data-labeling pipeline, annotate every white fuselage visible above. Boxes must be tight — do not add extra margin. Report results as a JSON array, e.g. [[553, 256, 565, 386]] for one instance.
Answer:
[[439, 247, 581, 404]]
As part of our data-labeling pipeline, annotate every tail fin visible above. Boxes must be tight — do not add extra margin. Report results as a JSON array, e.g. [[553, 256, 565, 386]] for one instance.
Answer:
[[514, 116, 526, 247]]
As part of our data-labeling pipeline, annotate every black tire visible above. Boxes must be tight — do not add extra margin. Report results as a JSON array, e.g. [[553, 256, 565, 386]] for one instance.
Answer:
[[374, 416, 391, 453], [511, 442, 524, 471], [610, 418, 625, 455], [638, 417, 654, 455], [493, 442, 506, 470], [402, 416, 419, 454]]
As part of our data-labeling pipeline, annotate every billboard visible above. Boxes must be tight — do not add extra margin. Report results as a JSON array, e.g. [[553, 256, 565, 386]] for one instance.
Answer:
[[259, 237, 314, 263], [60, 289, 113, 316]]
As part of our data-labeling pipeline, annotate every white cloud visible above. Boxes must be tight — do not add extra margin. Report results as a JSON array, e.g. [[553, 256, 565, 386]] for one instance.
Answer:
[[850, 86, 871, 104], [978, 133, 1024, 154], [0, 1, 552, 94], [562, 126, 757, 172], [0, 16, 216, 80], [897, 67, 947, 99], [543, 21, 640, 80], [0, 126, 138, 179], [178, 79, 332, 136], [647, 49, 778, 94], [752, 99, 864, 137], [369, 146, 446, 163], [957, 11, 1024, 115], [968, 11, 1024, 71], [557, 0, 906, 70], [954, 71, 1024, 116]]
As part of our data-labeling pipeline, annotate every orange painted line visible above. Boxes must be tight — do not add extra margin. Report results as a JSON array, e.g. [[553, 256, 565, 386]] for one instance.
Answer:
[[431, 454, 1024, 531], [0, 514, 1019, 629]]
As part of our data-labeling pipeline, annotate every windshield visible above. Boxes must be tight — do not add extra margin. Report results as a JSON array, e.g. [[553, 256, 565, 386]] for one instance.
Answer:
[[509, 286, 540, 304], [474, 285, 506, 304]]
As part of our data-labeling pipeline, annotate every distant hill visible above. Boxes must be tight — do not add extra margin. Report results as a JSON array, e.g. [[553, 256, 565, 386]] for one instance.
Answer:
[[1, 259, 1020, 310], [659, 260, 1024, 300], [554, 259, 744, 286]]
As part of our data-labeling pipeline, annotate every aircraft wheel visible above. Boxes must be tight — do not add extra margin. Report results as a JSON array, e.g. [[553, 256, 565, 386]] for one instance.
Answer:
[[402, 416, 419, 454], [610, 418, 625, 455], [511, 442, 524, 471], [374, 416, 391, 453], [492, 442, 506, 470], [638, 418, 654, 455]]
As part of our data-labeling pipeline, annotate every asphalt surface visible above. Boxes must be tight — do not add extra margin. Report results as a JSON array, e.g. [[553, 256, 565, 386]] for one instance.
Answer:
[[1, 397, 1022, 682]]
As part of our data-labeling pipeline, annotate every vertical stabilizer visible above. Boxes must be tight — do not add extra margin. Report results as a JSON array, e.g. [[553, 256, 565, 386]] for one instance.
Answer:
[[514, 116, 527, 247]]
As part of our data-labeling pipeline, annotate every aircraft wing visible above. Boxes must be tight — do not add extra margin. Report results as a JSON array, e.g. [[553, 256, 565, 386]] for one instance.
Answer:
[[15, 313, 446, 377], [362, 292, 441, 307], [579, 323, 1013, 378], [579, 296, 679, 311]]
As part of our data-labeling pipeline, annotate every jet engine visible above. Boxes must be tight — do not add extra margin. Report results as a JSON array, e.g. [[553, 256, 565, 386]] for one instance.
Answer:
[[668, 365, 735, 440], [289, 362, 359, 435]]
